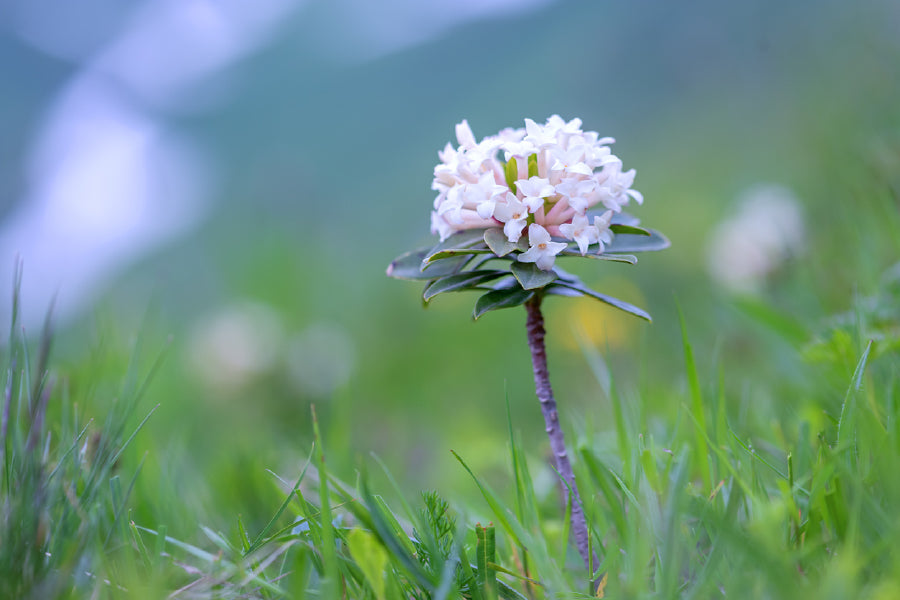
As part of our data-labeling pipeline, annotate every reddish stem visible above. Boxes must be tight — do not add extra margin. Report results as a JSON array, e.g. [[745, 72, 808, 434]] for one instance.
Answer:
[[524, 294, 598, 572]]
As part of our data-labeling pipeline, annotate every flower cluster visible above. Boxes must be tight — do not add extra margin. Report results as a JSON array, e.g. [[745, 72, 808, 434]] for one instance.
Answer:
[[431, 115, 644, 270]]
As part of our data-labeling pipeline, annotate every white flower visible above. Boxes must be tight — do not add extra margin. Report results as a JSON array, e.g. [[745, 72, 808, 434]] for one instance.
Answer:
[[500, 136, 536, 160], [573, 133, 618, 169], [466, 171, 508, 219], [592, 210, 614, 252], [431, 210, 456, 240], [188, 302, 283, 393], [559, 214, 599, 255], [515, 176, 555, 213], [496, 126, 526, 143], [518, 224, 568, 271], [550, 146, 593, 177], [557, 211, 613, 255], [427, 117, 643, 250], [437, 186, 465, 223], [596, 163, 642, 212], [545, 114, 583, 138], [437, 141, 458, 165], [523, 118, 560, 149], [554, 176, 597, 214], [455, 119, 477, 148], [493, 192, 530, 242], [706, 184, 805, 293]]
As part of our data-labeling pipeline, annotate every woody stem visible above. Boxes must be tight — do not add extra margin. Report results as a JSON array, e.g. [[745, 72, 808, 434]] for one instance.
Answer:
[[524, 294, 598, 571]]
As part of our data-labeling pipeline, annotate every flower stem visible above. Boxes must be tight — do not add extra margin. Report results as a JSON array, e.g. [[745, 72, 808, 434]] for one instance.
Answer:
[[524, 294, 598, 572]]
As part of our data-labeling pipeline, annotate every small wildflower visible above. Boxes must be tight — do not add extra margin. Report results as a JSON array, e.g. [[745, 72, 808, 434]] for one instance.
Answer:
[[559, 211, 614, 255], [515, 176, 555, 213], [429, 115, 645, 270], [391, 115, 668, 572], [518, 224, 568, 271], [493, 193, 530, 243]]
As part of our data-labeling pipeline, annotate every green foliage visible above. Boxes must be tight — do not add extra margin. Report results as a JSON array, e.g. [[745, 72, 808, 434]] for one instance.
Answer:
[[510, 263, 558, 291], [0, 265, 158, 598], [8, 255, 900, 598], [424, 271, 509, 301], [473, 288, 534, 320], [803, 271, 900, 369], [387, 217, 669, 320], [136, 281, 900, 599]]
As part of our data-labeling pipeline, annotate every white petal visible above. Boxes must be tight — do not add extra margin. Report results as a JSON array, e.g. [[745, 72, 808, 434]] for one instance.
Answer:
[[574, 232, 590, 255], [504, 219, 525, 242], [536, 254, 556, 270], [527, 223, 551, 245], [455, 120, 477, 148], [476, 200, 496, 219], [522, 196, 544, 213]]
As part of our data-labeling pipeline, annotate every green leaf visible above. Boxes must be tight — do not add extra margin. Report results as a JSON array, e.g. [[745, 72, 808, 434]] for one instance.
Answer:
[[347, 529, 388, 600], [677, 301, 712, 492], [476, 524, 498, 600], [605, 229, 670, 253], [560, 249, 638, 264], [484, 229, 518, 257], [510, 262, 558, 290], [504, 157, 518, 192], [609, 223, 650, 236], [473, 288, 534, 320], [527, 153, 538, 178], [244, 447, 313, 556], [544, 285, 582, 298], [549, 280, 652, 321], [423, 271, 508, 301], [430, 229, 490, 254], [423, 229, 491, 263], [352, 484, 437, 591], [480, 276, 517, 291], [311, 406, 340, 598], [837, 340, 873, 457], [425, 248, 492, 263], [386, 249, 471, 280]]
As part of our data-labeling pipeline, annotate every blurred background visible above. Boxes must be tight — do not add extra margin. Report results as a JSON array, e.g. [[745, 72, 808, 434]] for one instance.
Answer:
[[1, 0, 899, 532]]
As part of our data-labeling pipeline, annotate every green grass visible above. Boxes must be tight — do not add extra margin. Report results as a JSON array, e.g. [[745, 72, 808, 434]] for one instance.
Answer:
[[2, 4, 898, 596], [0, 263, 160, 598], [5, 257, 900, 598], [4, 102, 900, 598]]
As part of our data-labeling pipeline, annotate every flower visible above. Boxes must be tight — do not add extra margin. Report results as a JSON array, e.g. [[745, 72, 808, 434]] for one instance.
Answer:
[[515, 176, 555, 213], [518, 224, 568, 271], [550, 147, 594, 178], [428, 116, 645, 270], [559, 211, 614, 255], [596, 162, 642, 212], [554, 177, 597, 214], [592, 210, 614, 251], [493, 192, 530, 242], [455, 119, 477, 148], [706, 184, 805, 293]]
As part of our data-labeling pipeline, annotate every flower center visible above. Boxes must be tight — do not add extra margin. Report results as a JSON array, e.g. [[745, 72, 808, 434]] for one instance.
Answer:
[[537, 242, 547, 250]]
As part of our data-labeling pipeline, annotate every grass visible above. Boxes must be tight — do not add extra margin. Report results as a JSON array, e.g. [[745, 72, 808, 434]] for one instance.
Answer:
[[3, 108, 899, 597], [0, 263, 159, 598], [3, 254, 900, 598], [2, 4, 897, 595]]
